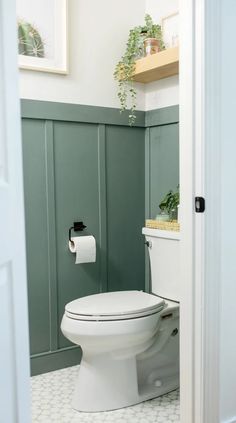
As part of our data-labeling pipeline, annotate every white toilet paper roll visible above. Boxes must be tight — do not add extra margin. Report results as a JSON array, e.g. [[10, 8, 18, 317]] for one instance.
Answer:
[[69, 235, 96, 264]]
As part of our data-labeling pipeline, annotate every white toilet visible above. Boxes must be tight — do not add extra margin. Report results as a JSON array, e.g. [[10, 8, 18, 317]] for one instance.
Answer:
[[61, 228, 180, 412]]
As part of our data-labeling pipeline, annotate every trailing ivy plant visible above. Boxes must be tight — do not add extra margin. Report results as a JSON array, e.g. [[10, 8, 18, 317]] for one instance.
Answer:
[[114, 14, 165, 125], [144, 14, 165, 42]]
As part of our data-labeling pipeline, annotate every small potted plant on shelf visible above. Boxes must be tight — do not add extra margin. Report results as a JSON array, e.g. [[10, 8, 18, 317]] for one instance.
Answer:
[[143, 14, 164, 56], [156, 185, 179, 221], [114, 14, 165, 126]]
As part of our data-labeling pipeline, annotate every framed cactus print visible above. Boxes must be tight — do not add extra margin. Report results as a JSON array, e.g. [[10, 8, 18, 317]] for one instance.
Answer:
[[17, 0, 68, 74]]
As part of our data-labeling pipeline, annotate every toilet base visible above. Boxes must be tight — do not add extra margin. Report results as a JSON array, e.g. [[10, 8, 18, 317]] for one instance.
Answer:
[[72, 352, 139, 412], [61, 298, 180, 412], [72, 352, 179, 412]]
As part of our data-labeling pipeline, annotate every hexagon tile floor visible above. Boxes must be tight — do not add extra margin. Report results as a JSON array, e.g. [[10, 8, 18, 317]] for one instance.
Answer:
[[31, 365, 180, 423]]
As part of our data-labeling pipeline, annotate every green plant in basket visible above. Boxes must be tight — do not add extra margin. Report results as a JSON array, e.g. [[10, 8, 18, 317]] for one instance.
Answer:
[[158, 185, 179, 219], [114, 14, 165, 126]]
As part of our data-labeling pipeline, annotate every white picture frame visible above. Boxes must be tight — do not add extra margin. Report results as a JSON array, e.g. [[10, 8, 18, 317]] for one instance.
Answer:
[[17, 0, 68, 74], [161, 12, 179, 50]]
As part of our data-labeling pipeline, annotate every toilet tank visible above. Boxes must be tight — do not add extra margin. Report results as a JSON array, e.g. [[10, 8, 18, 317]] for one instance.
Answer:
[[142, 228, 180, 302]]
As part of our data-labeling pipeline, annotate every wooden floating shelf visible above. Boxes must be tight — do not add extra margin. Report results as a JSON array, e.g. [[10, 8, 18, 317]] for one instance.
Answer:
[[133, 46, 179, 83]]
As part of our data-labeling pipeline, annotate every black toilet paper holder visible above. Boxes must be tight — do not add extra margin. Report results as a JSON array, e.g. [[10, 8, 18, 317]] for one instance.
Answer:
[[69, 221, 87, 242]]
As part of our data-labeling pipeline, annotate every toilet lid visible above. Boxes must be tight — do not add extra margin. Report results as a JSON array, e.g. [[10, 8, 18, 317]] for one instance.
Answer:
[[65, 291, 165, 321]]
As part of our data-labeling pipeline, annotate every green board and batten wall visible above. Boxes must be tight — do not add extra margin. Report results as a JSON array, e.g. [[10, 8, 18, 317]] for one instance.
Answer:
[[21, 100, 179, 375]]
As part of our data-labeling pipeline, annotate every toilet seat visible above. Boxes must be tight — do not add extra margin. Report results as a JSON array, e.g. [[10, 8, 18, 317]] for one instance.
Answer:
[[65, 290, 165, 321]]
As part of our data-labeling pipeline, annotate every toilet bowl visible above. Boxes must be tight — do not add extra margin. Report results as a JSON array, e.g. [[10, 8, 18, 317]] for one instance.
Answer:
[[61, 290, 179, 412], [61, 228, 180, 412]]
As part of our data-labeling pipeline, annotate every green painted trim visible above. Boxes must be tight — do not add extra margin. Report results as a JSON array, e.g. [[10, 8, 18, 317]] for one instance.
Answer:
[[21, 100, 179, 128], [31, 346, 81, 376], [45, 121, 58, 351], [145, 105, 179, 128], [98, 124, 108, 293], [21, 99, 145, 128]]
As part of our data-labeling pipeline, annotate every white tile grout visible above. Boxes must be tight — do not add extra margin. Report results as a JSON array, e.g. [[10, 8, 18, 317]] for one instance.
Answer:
[[31, 366, 180, 423]]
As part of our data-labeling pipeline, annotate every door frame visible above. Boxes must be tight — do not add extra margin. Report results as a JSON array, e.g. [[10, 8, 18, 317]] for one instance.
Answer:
[[179, 0, 221, 421], [0, 0, 224, 421], [0, 0, 30, 421]]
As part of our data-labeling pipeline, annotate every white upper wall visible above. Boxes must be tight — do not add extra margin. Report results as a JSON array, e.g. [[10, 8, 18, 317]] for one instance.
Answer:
[[145, 0, 179, 110], [19, 0, 179, 111], [19, 0, 146, 110]]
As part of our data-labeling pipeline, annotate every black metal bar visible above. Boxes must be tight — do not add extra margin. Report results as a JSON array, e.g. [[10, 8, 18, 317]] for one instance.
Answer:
[[69, 222, 87, 242]]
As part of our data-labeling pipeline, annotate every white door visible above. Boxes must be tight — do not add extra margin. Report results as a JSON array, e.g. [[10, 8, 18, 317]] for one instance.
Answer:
[[0, 0, 30, 421], [180, 0, 236, 422]]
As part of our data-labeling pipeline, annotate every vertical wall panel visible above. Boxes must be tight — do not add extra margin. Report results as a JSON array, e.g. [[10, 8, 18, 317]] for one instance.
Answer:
[[106, 125, 145, 292], [149, 123, 179, 219], [53, 122, 103, 348], [45, 121, 58, 351], [97, 124, 108, 293], [22, 119, 50, 355]]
